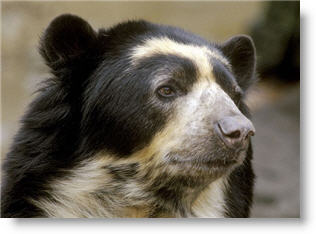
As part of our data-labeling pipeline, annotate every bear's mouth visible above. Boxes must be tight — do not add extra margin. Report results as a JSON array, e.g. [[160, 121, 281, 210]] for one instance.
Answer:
[[165, 150, 246, 172]]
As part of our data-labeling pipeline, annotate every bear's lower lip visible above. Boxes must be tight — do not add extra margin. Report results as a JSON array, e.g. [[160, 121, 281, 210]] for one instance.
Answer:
[[166, 150, 247, 171], [169, 157, 238, 169], [168, 159, 237, 177]]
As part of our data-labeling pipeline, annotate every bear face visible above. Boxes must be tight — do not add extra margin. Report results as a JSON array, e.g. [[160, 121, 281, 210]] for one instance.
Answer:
[[46, 15, 255, 180], [2, 14, 256, 218]]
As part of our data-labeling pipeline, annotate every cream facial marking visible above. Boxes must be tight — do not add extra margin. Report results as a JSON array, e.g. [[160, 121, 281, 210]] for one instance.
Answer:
[[130, 37, 230, 79]]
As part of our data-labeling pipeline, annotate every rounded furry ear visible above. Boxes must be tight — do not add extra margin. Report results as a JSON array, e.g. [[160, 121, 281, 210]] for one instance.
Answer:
[[220, 35, 256, 91], [39, 14, 98, 69]]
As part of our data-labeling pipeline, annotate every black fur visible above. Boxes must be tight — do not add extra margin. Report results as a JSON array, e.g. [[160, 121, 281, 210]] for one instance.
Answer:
[[212, 59, 244, 106], [1, 14, 256, 218], [219, 35, 257, 91]]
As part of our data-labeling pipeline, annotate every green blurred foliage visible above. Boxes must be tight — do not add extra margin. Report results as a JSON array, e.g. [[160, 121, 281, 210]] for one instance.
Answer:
[[250, 1, 300, 81]]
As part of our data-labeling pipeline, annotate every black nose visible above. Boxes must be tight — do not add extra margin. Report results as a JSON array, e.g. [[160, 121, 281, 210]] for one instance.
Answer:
[[214, 116, 255, 150]]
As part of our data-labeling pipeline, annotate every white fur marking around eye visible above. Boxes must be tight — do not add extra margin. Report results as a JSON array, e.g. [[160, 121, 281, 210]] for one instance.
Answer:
[[130, 37, 229, 79]]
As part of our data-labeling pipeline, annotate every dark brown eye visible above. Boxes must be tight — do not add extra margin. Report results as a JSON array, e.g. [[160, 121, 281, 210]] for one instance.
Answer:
[[157, 86, 175, 98]]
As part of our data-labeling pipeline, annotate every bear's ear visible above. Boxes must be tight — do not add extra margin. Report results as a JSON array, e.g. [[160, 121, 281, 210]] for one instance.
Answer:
[[220, 35, 256, 91], [39, 14, 98, 70]]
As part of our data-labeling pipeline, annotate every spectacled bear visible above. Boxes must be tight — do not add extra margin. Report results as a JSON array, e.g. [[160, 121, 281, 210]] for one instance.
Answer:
[[1, 14, 256, 218]]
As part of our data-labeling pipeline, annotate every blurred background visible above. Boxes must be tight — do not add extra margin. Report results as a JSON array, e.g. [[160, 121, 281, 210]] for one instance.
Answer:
[[1, 1, 299, 218]]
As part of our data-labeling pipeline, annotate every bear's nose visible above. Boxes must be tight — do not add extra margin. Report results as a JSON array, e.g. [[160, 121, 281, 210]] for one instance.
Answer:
[[214, 116, 255, 150]]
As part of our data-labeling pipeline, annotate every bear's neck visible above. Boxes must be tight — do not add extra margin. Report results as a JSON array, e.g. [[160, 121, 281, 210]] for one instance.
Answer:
[[103, 164, 215, 218], [34, 156, 218, 218]]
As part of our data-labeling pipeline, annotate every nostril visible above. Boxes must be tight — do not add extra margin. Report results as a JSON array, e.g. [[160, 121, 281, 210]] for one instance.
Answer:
[[248, 130, 255, 137], [217, 123, 241, 139], [226, 130, 241, 139]]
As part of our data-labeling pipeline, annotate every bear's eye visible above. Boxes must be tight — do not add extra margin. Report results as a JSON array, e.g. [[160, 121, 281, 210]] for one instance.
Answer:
[[157, 86, 176, 98]]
